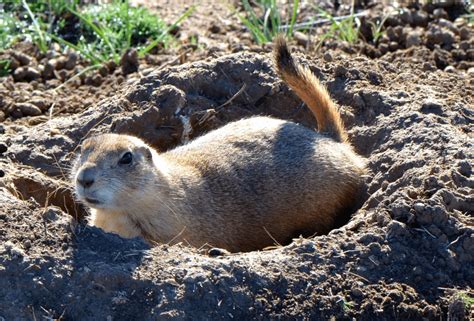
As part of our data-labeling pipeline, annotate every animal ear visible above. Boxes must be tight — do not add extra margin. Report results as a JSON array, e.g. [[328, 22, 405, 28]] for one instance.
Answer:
[[138, 146, 153, 160]]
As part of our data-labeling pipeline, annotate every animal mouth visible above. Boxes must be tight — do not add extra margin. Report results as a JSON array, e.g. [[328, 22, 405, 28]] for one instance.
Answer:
[[85, 197, 100, 204]]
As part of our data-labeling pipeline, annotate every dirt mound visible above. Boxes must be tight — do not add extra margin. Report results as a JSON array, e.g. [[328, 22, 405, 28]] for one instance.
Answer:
[[0, 50, 473, 320]]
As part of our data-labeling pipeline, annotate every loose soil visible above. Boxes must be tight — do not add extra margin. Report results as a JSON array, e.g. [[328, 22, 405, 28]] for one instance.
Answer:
[[0, 1, 473, 320]]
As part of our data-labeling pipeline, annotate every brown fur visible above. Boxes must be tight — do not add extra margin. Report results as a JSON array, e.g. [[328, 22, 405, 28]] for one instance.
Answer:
[[72, 38, 366, 252]]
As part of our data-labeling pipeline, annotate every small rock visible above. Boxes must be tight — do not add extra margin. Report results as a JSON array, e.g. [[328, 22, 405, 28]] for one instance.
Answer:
[[420, 98, 444, 115], [29, 98, 50, 111], [351, 288, 363, 297], [85, 74, 103, 87], [41, 62, 55, 79], [412, 11, 428, 27], [98, 65, 109, 77], [413, 202, 425, 213], [457, 160, 472, 177], [459, 27, 471, 41], [106, 60, 117, 73], [120, 49, 139, 75], [440, 30, 455, 47], [422, 62, 436, 71], [379, 43, 389, 54], [387, 220, 410, 239], [208, 22, 221, 34], [399, 9, 413, 25], [208, 247, 230, 257], [13, 67, 41, 82], [54, 69, 69, 82], [0, 143, 7, 154], [334, 65, 347, 77], [293, 32, 308, 46], [12, 52, 31, 66], [323, 52, 333, 62], [64, 51, 78, 70], [389, 41, 399, 51], [405, 31, 422, 48], [464, 49, 474, 61], [426, 26, 451, 47], [15, 102, 42, 116], [0, 111, 5, 122], [467, 67, 474, 77], [444, 66, 455, 73], [48, 58, 63, 70], [433, 8, 448, 19], [459, 41, 470, 51], [386, 26, 399, 42], [438, 19, 458, 35]]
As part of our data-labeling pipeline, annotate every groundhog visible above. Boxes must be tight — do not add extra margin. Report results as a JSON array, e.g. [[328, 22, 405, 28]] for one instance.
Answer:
[[72, 36, 366, 252]]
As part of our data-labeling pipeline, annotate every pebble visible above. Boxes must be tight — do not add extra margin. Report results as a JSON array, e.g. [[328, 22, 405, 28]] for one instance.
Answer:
[[12, 52, 31, 66], [413, 202, 425, 213], [459, 27, 471, 41], [293, 32, 308, 47], [426, 26, 455, 47], [41, 62, 55, 78], [13, 67, 41, 82], [389, 41, 399, 51], [15, 102, 42, 116], [64, 52, 78, 70], [438, 19, 458, 35], [379, 43, 389, 54], [433, 8, 448, 20], [208, 22, 221, 34], [422, 62, 436, 71], [387, 220, 410, 239], [98, 65, 109, 77], [323, 52, 333, 62], [0, 143, 7, 154], [412, 10, 428, 27], [405, 31, 422, 48], [444, 66, 455, 73], [120, 48, 139, 75], [334, 65, 347, 77], [29, 98, 50, 111]]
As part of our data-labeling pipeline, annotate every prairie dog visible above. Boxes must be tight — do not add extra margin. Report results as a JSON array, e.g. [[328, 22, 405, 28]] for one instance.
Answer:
[[72, 37, 366, 252]]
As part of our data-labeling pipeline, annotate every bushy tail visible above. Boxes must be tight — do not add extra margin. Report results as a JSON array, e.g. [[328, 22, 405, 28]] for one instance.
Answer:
[[273, 35, 348, 143]]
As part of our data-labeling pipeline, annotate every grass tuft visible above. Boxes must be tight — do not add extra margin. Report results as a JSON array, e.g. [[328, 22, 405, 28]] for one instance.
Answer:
[[0, 0, 192, 66], [316, 7, 360, 44], [236, 0, 300, 44], [368, 15, 389, 44]]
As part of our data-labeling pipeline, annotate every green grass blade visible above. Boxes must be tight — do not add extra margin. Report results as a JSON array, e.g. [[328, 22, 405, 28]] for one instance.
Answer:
[[49, 33, 102, 65], [21, 0, 48, 52], [139, 6, 195, 56], [67, 6, 117, 59], [288, 0, 299, 37]]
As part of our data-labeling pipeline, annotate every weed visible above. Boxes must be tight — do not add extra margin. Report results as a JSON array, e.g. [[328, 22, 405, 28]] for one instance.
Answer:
[[0, 59, 11, 77], [236, 0, 300, 44], [368, 15, 389, 43], [316, 7, 360, 44], [456, 292, 474, 311], [21, 0, 48, 52], [0, 0, 193, 65]]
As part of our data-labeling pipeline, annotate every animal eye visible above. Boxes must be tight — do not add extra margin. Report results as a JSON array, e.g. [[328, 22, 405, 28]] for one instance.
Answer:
[[119, 152, 133, 165]]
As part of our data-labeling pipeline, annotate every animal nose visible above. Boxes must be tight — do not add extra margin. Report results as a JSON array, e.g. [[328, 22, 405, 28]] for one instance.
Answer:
[[77, 166, 96, 188]]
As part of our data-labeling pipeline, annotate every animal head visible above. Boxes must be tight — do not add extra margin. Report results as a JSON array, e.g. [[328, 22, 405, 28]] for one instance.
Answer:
[[72, 134, 156, 209]]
